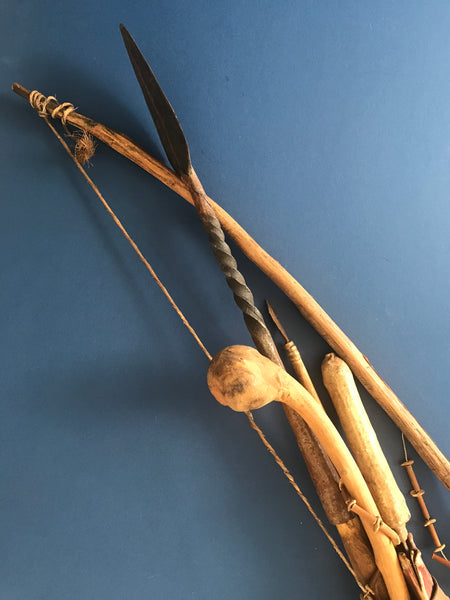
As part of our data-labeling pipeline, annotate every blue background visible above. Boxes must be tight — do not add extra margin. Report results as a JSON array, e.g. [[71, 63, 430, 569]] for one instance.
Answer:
[[1, 2, 449, 598]]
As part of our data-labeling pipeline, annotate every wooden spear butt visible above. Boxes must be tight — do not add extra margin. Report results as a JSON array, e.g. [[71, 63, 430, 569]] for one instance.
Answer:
[[12, 82, 28, 99], [322, 353, 410, 543], [208, 345, 410, 600]]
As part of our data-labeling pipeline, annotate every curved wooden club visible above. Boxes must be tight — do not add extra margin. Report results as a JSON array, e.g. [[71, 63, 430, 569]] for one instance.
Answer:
[[207, 345, 410, 600]]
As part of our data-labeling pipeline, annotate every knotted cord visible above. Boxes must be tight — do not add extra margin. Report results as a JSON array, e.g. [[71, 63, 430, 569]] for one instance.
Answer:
[[28, 91, 376, 597], [402, 434, 448, 563]]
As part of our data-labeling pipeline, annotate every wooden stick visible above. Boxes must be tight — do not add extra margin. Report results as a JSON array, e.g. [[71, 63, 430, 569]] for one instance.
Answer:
[[267, 303, 389, 597], [338, 518, 389, 600], [11, 83, 450, 492], [322, 353, 411, 543], [267, 300, 322, 406], [401, 453, 447, 558], [207, 345, 410, 600], [432, 554, 450, 568]]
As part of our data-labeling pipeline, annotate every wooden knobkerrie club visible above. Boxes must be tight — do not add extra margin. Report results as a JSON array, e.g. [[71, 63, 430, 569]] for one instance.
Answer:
[[11, 24, 449, 600]]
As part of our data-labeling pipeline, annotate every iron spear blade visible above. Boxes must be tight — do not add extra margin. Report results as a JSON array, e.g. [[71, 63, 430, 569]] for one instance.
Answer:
[[120, 24, 191, 176]]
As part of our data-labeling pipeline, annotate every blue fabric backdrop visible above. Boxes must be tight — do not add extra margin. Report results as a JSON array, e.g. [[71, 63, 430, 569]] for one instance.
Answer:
[[1, 2, 449, 598]]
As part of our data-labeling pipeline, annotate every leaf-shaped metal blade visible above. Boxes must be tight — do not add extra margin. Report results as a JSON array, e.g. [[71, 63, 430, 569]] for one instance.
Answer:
[[120, 24, 191, 176]]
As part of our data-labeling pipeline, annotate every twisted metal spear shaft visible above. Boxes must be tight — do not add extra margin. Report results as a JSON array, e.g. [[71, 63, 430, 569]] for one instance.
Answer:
[[180, 118, 356, 537], [186, 170, 282, 363], [120, 25, 280, 364], [120, 25, 354, 533]]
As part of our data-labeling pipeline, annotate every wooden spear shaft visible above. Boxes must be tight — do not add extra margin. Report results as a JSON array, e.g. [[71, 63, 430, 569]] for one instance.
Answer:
[[322, 354, 411, 543], [11, 83, 450, 492]]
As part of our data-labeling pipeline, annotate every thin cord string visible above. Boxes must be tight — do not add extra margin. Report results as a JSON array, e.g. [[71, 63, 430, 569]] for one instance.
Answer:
[[245, 412, 373, 599], [29, 93, 373, 597], [402, 434, 448, 561], [29, 92, 212, 361]]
